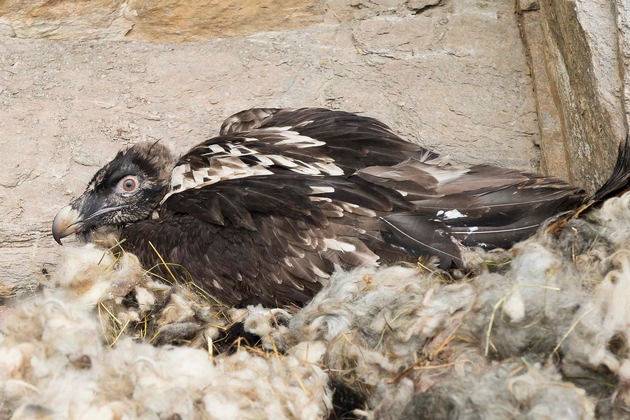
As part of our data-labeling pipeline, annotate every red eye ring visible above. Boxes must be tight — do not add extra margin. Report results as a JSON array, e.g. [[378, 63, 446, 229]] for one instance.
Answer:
[[118, 175, 139, 193]]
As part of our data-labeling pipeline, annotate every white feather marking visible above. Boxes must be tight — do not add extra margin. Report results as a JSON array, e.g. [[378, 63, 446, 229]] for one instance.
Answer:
[[227, 166, 274, 179], [310, 186, 335, 194], [437, 209, 467, 220], [293, 119, 315, 128], [255, 155, 275, 166], [324, 238, 357, 252], [212, 279, 224, 291], [161, 160, 274, 203], [311, 265, 331, 279], [192, 170, 208, 185], [443, 209, 466, 219], [219, 156, 249, 169], [275, 130, 326, 148], [340, 203, 377, 217], [396, 190, 408, 197], [291, 167, 322, 175], [226, 143, 257, 157], [170, 164, 187, 189], [287, 160, 321, 175], [313, 162, 344, 176], [208, 144, 226, 154], [268, 155, 299, 168]]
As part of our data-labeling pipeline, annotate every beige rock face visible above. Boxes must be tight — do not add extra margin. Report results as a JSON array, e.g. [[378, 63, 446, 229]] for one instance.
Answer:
[[0, 0, 539, 297], [0, 0, 132, 39], [0, 0, 325, 41], [520, 0, 627, 192], [125, 0, 326, 42]]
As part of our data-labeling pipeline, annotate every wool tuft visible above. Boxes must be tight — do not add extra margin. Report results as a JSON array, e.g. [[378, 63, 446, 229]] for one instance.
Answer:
[[0, 245, 331, 419], [398, 359, 595, 419]]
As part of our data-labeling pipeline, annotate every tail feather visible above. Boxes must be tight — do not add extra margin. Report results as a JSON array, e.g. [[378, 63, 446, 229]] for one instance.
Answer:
[[587, 136, 630, 203], [547, 136, 630, 234]]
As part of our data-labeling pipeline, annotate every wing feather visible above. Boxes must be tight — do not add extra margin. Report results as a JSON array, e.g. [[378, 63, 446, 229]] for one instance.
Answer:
[[119, 108, 596, 305]]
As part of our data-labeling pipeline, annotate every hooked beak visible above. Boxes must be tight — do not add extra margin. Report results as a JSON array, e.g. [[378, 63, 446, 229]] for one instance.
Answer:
[[52, 198, 129, 245], [52, 205, 83, 245]]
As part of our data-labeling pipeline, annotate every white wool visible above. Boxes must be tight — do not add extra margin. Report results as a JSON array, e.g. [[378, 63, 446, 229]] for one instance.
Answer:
[[134, 285, 157, 311], [158, 292, 197, 324], [258, 265, 478, 414], [288, 265, 442, 343], [1, 245, 331, 419], [562, 250, 630, 380], [395, 360, 594, 419], [286, 265, 475, 364], [502, 287, 525, 322], [52, 244, 145, 307], [228, 305, 293, 351], [287, 341, 327, 364], [0, 298, 104, 415], [0, 295, 331, 419], [236, 305, 292, 337], [3, 191, 630, 418], [591, 193, 630, 248]]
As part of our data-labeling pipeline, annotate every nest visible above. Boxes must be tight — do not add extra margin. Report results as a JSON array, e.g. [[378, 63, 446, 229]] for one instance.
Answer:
[[2, 192, 630, 419]]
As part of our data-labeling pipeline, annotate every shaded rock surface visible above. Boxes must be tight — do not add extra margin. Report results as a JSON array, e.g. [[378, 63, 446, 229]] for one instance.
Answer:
[[519, 0, 629, 191], [0, 0, 539, 297]]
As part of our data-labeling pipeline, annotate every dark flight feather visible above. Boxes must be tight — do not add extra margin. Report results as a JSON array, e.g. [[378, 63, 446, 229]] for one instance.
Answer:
[[589, 136, 630, 203]]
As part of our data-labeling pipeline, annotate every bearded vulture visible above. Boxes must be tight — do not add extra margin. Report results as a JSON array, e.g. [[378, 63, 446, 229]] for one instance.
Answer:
[[52, 108, 630, 307]]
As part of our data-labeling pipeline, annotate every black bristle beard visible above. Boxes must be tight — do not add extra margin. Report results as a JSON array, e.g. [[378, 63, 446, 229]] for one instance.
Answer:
[[77, 225, 124, 248]]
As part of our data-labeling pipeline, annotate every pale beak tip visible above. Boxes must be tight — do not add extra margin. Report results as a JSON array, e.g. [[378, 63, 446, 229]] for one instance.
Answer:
[[52, 205, 82, 245]]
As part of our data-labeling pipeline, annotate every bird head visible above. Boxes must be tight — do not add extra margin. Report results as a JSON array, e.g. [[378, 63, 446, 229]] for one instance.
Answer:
[[52, 141, 176, 244]]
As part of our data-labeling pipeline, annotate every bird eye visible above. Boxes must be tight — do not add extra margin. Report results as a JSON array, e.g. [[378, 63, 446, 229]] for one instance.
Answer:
[[117, 175, 139, 193]]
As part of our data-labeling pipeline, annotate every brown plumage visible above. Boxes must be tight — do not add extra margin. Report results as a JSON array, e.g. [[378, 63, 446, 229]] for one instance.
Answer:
[[52, 108, 630, 307]]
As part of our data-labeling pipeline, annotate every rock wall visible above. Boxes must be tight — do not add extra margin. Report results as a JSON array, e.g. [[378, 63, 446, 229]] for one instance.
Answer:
[[519, 0, 628, 192], [0, 0, 326, 41], [0, 0, 540, 297]]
